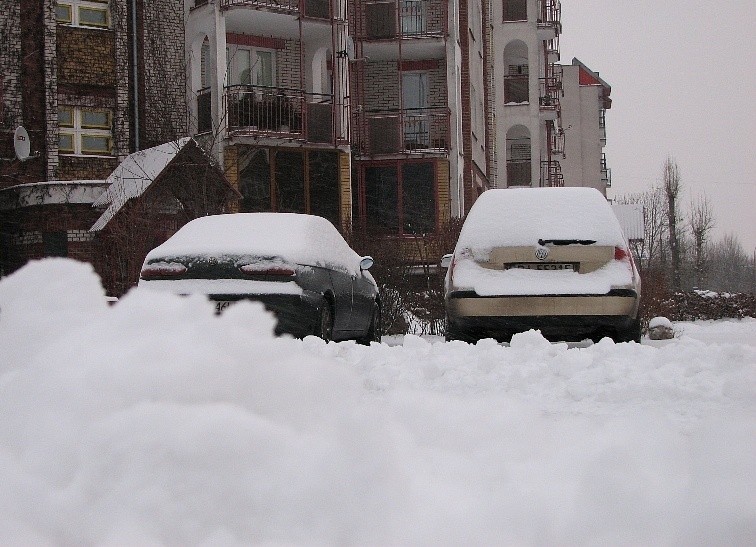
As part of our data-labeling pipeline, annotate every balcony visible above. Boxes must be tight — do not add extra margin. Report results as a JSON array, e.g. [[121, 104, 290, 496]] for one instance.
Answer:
[[359, 0, 447, 40], [506, 161, 531, 186], [354, 107, 450, 156], [504, 75, 529, 104], [601, 153, 611, 187], [537, 0, 562, 40], [540, 160, 564, 187], [225, 84, 335, 144], [219, 0, 331, 19], [197, 87, 212, 133], [539, 71, 561, 120]]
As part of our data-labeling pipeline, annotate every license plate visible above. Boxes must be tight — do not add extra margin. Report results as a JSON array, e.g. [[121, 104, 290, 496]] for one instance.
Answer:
[[214, 300, 233, 314], [508, 263, 576, 271]]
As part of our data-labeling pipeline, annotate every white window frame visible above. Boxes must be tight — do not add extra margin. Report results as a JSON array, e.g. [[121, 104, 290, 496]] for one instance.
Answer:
[[56, 0, 110, 29], [226, 45, 276, 88], [59, 106, 113, 156]]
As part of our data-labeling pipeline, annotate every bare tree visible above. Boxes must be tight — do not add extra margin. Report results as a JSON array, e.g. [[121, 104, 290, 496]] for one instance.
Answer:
[[663, 157, 683, 291], [688, 194, 715, 288]]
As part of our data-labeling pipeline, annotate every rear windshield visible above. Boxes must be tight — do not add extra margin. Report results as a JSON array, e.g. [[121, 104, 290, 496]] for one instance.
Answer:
[[457, 188, 627, 250]]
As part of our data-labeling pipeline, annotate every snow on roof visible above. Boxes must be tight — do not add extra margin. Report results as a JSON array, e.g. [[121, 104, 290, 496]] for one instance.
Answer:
[[0, 180, 109, 210], [90, 138, 192, 231], [612, 203, 645, 242], [144, 213, 364, 274], [456, 187, 627, 251]]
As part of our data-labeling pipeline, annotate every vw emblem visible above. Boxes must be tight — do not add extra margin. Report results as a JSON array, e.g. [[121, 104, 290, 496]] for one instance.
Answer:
[[534, 246, 549, 261]]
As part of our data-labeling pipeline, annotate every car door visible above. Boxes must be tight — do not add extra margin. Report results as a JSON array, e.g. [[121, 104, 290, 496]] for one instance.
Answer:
[[328, 268, 353, 335], [350, 270, 376, 333]]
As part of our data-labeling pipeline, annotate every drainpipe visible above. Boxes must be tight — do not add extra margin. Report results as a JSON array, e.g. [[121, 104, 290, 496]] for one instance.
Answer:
[[130, 0, 140, 150]]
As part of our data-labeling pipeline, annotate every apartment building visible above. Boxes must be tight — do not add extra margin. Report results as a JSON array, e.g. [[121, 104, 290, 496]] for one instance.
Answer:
[[489, 0, 563, 188], [559, 57, 612, 194], [185, 0, 352, 228], [0, 1, 219, 287]]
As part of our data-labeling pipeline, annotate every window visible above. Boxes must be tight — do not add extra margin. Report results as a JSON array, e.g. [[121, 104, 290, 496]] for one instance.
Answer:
[[227, 46, 275, 87], [402, 72, 429, 148], [59, 106, 113, 155], [56, 1, 109, 28], [364, 162, 436, 235], [503, 0, 527, 22], [401, 0, 426, 35]]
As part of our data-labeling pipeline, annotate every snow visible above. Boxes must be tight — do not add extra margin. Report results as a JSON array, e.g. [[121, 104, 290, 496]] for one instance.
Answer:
[[1, 259, 754, 545], [650, 316, 673, 329], [143, 213, 366, 276], [456, 187, 628, 250], [452, 256, 633, 295], [449, 188, 635, 295], [90, 138, 192, 232]]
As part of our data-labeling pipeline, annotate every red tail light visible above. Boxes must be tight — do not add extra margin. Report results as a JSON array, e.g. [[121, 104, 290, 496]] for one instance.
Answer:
[[614, 246, 630, 261], [141, 262, 187, 280], [239, 264, 296, 277]]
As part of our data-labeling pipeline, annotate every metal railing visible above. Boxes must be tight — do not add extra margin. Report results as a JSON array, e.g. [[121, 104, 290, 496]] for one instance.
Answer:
[[225, 84, 334, 143], [354, 107, 450, 155], [219, 0, 330, 18], [540, 159, 564, 187], [539, 72, 561, 113], [360, 0, 446, 40], [538, 0, 562, 30]]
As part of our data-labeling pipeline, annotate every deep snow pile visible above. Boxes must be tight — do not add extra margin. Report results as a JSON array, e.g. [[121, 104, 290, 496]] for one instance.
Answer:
[[1, 259, 754, 545]]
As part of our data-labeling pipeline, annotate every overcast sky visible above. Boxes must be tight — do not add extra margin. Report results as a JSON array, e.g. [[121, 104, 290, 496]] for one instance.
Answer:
[[559, 0, 756, 254]]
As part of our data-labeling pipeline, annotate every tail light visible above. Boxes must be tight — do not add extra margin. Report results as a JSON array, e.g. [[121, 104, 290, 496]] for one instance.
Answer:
[[238, 264, 296, 277], [614, 246, 637, 281], [141, 262, 187, 280]]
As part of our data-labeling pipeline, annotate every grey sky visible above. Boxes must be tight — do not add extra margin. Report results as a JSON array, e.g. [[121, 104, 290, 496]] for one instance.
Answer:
[[559, 0, 756, 254]]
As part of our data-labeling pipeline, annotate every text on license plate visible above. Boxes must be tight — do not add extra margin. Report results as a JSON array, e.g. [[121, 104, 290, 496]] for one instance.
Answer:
[[214, 300, 233, 314], [508, 263, 576, 271]]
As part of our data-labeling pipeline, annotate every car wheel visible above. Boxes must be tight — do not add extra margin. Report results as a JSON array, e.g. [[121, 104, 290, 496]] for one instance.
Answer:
[[612, 319, 642, 344], [358, 302, 381, 345], [317, 300, 334, 342]]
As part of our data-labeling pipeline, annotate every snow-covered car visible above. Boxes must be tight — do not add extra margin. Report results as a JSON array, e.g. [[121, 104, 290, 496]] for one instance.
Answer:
[[139, 213, 381, 343], [441, 188, 641, 343]]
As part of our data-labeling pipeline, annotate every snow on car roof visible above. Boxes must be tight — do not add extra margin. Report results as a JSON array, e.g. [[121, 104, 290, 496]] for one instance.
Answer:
[[457, 188, 627, 250], [145, 213, 363, 274]]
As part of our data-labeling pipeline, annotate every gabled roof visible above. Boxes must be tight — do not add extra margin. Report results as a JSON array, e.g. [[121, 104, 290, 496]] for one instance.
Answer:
[[572, 57, 612, 109], [90, 138, 192, 231]]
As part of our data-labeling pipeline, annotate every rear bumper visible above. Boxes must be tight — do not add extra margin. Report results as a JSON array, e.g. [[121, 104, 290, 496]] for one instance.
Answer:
[[445, 290, 639, 341], [447, 289, 639, 318], [209, 291, 324, 338]]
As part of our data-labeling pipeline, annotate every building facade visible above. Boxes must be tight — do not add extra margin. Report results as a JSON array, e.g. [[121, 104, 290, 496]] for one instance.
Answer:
[[559, 57, 612, 194], [0, 0, 190, 280]]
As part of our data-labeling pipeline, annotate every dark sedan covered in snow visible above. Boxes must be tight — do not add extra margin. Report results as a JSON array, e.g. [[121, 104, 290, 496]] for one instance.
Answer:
[[138, 213, 381, 343]]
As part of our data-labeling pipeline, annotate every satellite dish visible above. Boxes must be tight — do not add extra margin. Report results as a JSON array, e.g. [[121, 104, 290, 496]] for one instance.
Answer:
[[14, 126, 31, 161]]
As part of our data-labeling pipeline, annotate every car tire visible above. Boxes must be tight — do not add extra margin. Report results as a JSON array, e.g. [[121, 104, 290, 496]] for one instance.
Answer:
[[317, 300, 334, 342], [612, 319, 642, 344], [358, 302, 381, 346]]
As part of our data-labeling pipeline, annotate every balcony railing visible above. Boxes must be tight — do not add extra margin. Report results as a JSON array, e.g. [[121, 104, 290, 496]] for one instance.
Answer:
[[219, 0, 331, 18], [538, 0, 562, 32], [540, 160, 564, 187], [355, 107, 450, 155], [225, 84, 335, 144], [539, 72, 561, 116], [601, 152, 611, 187], [360, 0, 447, 40]]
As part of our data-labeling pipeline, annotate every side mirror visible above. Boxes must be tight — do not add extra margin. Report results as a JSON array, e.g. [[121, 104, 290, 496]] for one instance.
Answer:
[[440, 254, 453, 268], [359, 256, 374, 270]]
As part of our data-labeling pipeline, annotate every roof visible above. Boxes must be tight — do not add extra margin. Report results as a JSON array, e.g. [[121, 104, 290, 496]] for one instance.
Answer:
[[0, 180, 109, 211], [90, 138, 192, 231], [572, 57, 612, 109], [611, 204, 645, 242]]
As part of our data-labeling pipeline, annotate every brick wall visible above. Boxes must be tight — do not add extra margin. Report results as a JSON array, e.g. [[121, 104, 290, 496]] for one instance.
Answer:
[[57, 27, 117, 87], [277, 39, 303, 91], [140, 0, 187, 148]]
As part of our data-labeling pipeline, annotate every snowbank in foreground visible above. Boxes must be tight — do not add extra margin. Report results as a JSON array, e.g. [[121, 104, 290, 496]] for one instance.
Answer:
[[1, 259, 754, 545]]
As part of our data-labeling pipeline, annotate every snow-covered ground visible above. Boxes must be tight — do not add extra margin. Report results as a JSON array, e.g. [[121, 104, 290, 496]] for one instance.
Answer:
[[1, 259, 754, 545]]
